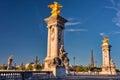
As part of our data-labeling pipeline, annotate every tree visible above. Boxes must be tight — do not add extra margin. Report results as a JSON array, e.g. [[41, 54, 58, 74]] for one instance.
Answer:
[[17, 63, 25, 70], [26, 64, 33, 70], [37, 64, 42, 70], [82, 67, 89, 72], [76, 66, 89, 72], [89, 67, 101, 72], [76, 66, 83, 72], [68, 66, 73, 71], [116, 69, 120, 72], [0, 64, 7, 70]]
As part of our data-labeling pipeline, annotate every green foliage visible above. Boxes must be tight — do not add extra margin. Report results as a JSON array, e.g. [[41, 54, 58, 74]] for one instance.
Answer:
[[0, 64, 7, 70], [76, 66, 89, 72], [37, 64, 42, 70], [15, 63, 25, 70], [68, 66, 74, 71], [26, 64, 33, 70], [68, 65, 101, 72], [83, 67, 89, 72], [17, 65, 25, 70], [116, 69, 120, 72], [89, 67, 101, 72], [76, 66, 83, 72]]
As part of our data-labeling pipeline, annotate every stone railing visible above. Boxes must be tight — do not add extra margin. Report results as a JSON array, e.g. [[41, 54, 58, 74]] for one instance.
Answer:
[[0, 70, 52, 80]]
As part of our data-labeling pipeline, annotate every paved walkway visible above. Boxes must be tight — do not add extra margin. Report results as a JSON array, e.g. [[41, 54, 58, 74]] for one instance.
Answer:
[[37, 75, 120, 80], [65, 75, 120, 80]]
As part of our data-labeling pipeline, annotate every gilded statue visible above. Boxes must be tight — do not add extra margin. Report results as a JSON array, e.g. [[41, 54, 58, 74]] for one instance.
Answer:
[[48, 1, 62, 16], [102, 36, 109, 43], [8, 55, 13, 60]]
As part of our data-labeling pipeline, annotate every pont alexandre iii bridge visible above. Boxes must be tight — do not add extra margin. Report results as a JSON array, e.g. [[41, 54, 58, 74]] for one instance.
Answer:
[[1, 70, 120, 80], [1, 1, 120, 80]]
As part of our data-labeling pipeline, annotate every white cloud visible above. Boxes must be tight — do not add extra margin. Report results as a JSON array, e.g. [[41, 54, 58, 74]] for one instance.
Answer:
[[105, 0, 118, 10], [113, 11, 120, 27], [111, 0, 116, 6], [67, 18, 80, 21], [65, 22, 81, 26], [99, 32, 109, 37], [100, 31, 120, 36], [106, 0, 120, 27], [65, 29, 88, 32], [67, 18, 76, 21], [65, 17, 81, 26], [100, 32, 105, 36], [114, 31, 120, 34], [65, 18, 87, 32], [109, 31, 120, 34]]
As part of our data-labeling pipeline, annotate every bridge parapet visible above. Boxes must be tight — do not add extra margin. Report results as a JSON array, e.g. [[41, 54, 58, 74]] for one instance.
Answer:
[[0, 70, 52, 80]]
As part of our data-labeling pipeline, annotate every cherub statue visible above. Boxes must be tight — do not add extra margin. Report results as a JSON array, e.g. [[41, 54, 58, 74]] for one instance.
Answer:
[[8, 55, 13, 60], [59, 45, 69, 67], [64, 57, 69, 69], [48, 1, 62, 16], [102, 36, 109, 43], [59, 45, 67, 61]]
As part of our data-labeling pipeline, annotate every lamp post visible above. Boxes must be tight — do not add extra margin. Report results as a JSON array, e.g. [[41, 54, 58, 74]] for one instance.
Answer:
[[73, 57, 75, 66], [73, 57, 76, 75]]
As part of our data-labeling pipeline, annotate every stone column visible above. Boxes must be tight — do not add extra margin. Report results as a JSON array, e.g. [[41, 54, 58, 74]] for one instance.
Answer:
[[44, 15, 67, 59], [54, 25, 58, 57], [100, 37, 116, 75], [7, 55, 13, 70], [47, 26, 51, 58], [44, 15, 68, 77]]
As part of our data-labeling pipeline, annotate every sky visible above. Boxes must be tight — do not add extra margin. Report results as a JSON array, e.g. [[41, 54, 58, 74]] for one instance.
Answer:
[[0, 0, 120, 68]]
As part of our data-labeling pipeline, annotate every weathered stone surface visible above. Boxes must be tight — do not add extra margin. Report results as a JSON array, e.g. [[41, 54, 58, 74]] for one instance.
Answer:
[[56, 66, 66, 77], [7, 56, 13, 70], [101, 37, 116, 75], [44, 14, 69, 77]]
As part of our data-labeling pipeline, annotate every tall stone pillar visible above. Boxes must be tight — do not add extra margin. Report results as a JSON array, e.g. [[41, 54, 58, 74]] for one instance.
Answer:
[[44, 1, 69, 77], [101, 37, 116, 75], [7, 55, 13, 70]]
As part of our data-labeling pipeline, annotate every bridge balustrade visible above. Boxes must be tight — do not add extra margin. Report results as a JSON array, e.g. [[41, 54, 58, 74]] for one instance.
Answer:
[[0, 70, 52, 80]]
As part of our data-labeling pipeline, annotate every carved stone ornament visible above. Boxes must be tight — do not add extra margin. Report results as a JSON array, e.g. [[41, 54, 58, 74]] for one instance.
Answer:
[[51, 27, 55, 41]]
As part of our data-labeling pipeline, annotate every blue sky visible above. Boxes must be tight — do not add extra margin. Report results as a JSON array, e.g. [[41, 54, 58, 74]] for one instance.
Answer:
[[0, 0, 120, 68]]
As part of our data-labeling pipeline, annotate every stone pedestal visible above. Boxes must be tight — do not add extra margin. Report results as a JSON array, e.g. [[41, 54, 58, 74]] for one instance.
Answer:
[[52, 66, 65, 78], [101, 66, 112, 75], [7, 57, 13, 70]]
